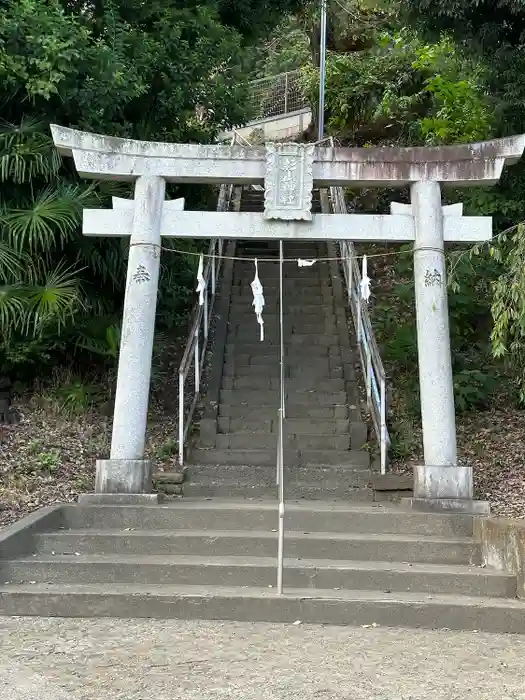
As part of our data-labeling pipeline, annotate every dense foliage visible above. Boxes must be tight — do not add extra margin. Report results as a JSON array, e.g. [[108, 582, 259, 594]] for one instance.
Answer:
[[255, 1, 525, 409], [0, 0, 303, 381], [3, 0, 525, 413]]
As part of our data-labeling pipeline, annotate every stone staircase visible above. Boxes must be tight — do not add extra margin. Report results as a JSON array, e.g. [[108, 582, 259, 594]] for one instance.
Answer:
[[1, 184, 524, 631], [185, 186, 373, 500], [1, 499, 525, 632]]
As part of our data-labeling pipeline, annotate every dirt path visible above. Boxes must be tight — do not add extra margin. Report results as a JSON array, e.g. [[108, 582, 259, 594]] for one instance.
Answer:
[[1, 617, 525, 699]]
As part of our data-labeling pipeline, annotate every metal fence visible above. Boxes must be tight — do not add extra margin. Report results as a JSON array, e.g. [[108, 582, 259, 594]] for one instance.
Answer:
[[248, 70, 309, 121]]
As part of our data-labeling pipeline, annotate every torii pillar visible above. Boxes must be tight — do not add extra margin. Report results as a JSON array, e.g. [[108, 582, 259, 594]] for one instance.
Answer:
[[49, 126, 525, 511], [393, 193, 477, 512]]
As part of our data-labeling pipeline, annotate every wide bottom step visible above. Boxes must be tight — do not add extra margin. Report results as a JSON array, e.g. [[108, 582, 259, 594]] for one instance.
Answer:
[[2, 583, 525, 633]]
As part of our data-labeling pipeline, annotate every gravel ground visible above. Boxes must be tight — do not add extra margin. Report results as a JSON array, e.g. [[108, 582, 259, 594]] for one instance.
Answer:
[[1, 618, 525, 699]]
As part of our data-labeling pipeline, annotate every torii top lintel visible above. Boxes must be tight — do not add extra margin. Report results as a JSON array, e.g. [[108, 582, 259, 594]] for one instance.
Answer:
[[50, 125, 525, 188]]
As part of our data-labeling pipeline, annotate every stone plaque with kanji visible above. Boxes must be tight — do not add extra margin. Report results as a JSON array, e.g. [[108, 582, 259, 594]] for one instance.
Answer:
[[264, 143, 315, 221]]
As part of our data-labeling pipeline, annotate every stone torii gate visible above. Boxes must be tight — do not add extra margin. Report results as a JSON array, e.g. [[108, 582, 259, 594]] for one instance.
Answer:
[[51, 125, 525, 513]]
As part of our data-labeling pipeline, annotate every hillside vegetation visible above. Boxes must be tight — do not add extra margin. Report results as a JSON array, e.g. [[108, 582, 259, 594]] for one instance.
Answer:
[[2, 0, 525, 522]]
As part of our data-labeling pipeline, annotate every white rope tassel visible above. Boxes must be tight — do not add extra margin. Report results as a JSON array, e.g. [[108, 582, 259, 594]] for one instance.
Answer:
[[196, 253, 205, 306], [297, 258, 316, 267], [251, 258, 265, 341], [360, 255, 371, 302]]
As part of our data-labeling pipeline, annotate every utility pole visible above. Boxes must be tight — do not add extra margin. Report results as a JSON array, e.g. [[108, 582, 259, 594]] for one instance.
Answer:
[[318, 0, 327, 140]]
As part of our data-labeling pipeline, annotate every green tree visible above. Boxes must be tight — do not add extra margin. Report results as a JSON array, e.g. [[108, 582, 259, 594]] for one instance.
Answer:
[[0, 0, 304, 380], [399, 0, 525, 401], [300, 29, 492, 145]]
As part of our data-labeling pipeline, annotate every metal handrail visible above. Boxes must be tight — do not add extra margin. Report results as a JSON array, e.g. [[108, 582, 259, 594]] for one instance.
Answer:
[[276, 240, 285, 595], [177, 136, 242, 466], [276, 407, 284, 595], [323, 141, 390, 472]]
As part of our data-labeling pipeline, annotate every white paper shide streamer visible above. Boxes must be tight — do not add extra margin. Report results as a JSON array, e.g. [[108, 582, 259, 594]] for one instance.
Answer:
[[360, 254, 371, 302], [196, 253, 206, 306], [297, 258, 316, 267], [251, 258, 265, 341]]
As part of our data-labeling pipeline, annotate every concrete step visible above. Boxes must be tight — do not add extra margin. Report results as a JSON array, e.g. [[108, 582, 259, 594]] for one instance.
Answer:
[[223, 355, 347, 370], [219, 390, 349, 406], [226, 333, 341, 347], [57, 501, 475, 537], [225, 345, 345, 358], [230, 309, 334, 318], [223, 356, 348, 371], [221, 377, 347, 392], [229, 304, 332, 314], [188, 464, 369, 486], [228, 322, 338, 335], [1, 582, 522, 630], [218, 404, 351, 419], [182, 483, 378, 501], [217, 417, 351, 434], [189, 448, 369, 467], [3, 584, 524, 632], [29, 530, 480, 565], [228, 321, 340, 334], [232, 278, 327, 285], [230, 291, 333, 302], [222, 363, 355, 381], [222, 365, 345, 380], [214, 433, 351, 450], [190, 447, 296, 466], [233, 268, 324, 277], [3, 554, 513, 599]]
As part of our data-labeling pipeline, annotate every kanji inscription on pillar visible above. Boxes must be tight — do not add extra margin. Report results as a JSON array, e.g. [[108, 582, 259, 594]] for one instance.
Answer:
[[264, 142, 315, 221], [132, 263, 151, 284], [424, 268, 443, 287]]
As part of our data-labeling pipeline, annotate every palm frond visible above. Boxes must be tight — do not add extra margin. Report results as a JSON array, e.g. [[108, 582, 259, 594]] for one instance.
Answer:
[[0, 117, 61, 183], [0, 241, 24, 283], [24, 261, 84, 335], [1, 187, 82, 254], [0, 284, 28, 336]]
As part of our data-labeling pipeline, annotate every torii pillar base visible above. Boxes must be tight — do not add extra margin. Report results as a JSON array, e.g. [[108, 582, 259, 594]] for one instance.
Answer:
[[402, 465, 490, 514], [78, 459, 161, 505]]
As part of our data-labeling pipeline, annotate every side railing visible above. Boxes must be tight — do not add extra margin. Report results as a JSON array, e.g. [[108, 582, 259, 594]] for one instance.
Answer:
[[325, 166, 391, 473], [177, 228, 227, 467], [177, 136, 246, 466], [276, 240, 285, 595]]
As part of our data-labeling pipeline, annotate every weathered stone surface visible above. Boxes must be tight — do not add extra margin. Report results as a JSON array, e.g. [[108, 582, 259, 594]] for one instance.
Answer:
[[94, 459, 154, 494], [411, 181, 458, 472], [153, 472, 184, 484], [82, 209, 492, 242], [0, 506, 63, 559], [264, 142, 314, 220], [474, 517, 525, 598], [405, 497, 490, 515], [158, 484, 183, 495], [109, 176, 165, 464], [413, 466, 472, 500], [371, 474, 413, 492], [77, 493, 161, 505], [51, 125, 525, 186]]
